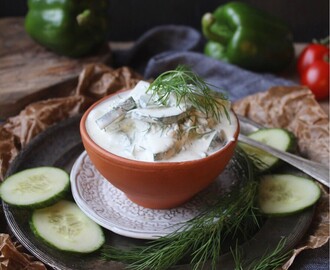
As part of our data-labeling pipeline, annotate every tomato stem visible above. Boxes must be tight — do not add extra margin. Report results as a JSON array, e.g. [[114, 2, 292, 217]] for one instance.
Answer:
[[312, 36, 329, 46]]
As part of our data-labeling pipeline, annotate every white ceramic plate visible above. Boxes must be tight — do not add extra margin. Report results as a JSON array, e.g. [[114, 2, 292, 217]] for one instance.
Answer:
[[70, 151, 236, 239]]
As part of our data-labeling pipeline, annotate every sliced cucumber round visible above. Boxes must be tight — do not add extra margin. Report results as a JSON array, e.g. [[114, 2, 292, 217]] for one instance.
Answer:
[[0, 167, 69, 208], [239, 128, 296, 172], [258, 174, 321, 216], [30, 200, 105, 253]]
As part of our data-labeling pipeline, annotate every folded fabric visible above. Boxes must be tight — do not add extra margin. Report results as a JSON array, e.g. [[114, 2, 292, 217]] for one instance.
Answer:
[[144, 51, 296, 101], [112, 25, 203, 74], [112, 24, 296, 101]]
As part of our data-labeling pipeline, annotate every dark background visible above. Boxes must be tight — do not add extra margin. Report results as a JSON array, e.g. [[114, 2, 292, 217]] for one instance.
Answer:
[[0, 0, 329, 42]]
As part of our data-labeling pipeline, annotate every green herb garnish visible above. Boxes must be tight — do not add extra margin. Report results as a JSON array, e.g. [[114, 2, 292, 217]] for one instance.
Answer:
[[102, 149, 261, 270], [232, 237, 292, 270], [147, 65, 230, 121]]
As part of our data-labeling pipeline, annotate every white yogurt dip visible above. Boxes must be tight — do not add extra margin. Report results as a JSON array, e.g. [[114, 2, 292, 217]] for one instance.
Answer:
[[86, 81, 237, 162]]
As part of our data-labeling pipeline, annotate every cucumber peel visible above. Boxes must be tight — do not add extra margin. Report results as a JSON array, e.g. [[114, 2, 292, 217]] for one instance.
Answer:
[[30, 200, 105, 253], [258, 174, 321, 216], [0, 167, 70, 209], [239, 128, 296, 172]]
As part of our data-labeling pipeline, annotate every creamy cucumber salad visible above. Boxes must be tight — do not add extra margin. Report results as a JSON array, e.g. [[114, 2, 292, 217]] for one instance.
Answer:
[[86, 80, 237, 162]]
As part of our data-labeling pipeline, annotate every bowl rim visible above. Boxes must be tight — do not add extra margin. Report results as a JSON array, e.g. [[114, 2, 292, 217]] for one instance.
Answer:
[[80, 90, 240, 167]]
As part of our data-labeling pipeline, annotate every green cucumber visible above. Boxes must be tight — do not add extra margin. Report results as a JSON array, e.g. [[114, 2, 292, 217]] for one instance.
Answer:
[[0, 167, 69, 208], [258, 174, 321, 216], [240, 128, 296, 171], [30, 200, 105, 253]]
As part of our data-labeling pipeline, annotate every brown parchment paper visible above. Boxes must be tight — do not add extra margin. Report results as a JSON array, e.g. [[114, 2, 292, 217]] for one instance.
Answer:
[[0, 234, 46, 270], [233, 86, 329, 166], [0, 64, 142, 181], [0, 65, 328, 269]]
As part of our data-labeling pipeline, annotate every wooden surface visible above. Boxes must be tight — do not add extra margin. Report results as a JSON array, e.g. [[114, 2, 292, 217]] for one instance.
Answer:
[[0, 17, 112, 119], [0, 18, 328, 119]]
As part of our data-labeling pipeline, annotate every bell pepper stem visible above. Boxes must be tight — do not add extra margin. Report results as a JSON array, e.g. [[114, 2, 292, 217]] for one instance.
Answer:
[[201, 13, 232, 45], [77, 9, 91, 26]]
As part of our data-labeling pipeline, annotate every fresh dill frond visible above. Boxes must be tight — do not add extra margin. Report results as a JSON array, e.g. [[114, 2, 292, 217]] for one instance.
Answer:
[[231, 237, 292, 270], [147, 65, 230, 121], [101, 149, 261, 270]]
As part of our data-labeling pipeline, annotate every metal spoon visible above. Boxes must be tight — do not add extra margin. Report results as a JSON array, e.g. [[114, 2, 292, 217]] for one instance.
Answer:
[[237, 115, 329, 188]]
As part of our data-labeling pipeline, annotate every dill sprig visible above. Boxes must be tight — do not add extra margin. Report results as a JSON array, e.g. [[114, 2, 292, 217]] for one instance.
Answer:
[[147, 65, 230, 121], [101, 149, 261, 270], [232, 237, 292, 270]]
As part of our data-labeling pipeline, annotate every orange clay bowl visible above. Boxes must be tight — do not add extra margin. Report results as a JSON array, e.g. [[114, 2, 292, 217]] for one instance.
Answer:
[[80, 93, 240, 209]]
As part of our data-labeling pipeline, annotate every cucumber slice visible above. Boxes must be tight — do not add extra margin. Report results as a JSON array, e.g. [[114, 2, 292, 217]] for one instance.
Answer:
[[30, 200, 105, 253], [239, 128, 296, 171], [258, 174, 321, 216], [0, 167, 69, 208]]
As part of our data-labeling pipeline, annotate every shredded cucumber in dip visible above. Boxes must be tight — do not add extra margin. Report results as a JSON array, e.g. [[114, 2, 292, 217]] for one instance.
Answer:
[[86, 68, 236, 162]]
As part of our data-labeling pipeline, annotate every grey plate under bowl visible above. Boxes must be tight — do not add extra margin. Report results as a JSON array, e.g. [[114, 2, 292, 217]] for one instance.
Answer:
[[3, 115, 314, 270]]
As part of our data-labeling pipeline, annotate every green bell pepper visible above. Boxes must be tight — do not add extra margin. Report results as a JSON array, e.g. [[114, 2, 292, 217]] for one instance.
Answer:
[[25, 0, 109, 57], [202, 1, 294, 72]]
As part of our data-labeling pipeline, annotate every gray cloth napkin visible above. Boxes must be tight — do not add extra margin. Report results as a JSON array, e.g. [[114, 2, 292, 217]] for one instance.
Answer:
[[113, 24, 296, 102], [112, 24, 203, 74], [144, 50, 295, 101]]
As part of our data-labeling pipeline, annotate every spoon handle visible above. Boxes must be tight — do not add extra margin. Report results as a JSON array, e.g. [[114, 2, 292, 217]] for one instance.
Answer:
[[238, 134, 330, 188]]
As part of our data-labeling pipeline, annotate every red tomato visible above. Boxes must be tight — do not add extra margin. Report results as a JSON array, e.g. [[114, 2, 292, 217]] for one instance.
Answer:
[[300, 60, 329, 100], [297, 43, 329, 100], [297, 44, 329, 74]]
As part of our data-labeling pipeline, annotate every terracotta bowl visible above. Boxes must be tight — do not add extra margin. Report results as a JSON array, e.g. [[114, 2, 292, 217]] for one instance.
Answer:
[[80, 93, 240, 209]]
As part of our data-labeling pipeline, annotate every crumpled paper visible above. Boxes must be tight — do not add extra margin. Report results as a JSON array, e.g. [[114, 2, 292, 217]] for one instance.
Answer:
[[0, 234, 46, 270], [0, 64, 142, 180], [0, 64, 328, 268], [233, 86, 329, 165]]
